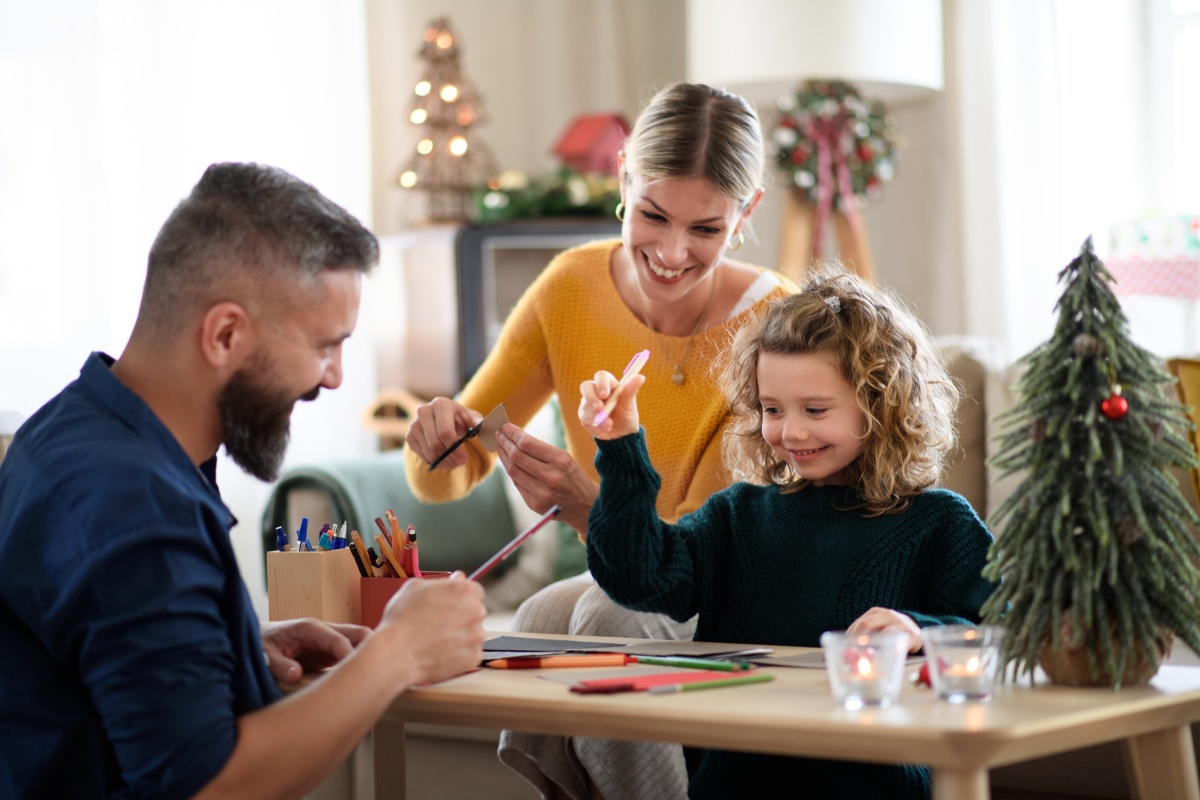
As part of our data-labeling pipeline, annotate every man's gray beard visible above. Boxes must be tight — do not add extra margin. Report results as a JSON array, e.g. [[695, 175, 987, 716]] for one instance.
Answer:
[[216, 363, 296, 482]]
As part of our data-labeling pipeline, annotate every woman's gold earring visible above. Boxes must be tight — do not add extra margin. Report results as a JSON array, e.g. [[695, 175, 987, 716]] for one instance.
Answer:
[[728, 231, 744, 251], [615, 202, 625, 222]]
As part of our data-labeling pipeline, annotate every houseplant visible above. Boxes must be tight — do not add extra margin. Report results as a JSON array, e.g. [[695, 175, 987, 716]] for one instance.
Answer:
[[981, 237, 1200, 687]]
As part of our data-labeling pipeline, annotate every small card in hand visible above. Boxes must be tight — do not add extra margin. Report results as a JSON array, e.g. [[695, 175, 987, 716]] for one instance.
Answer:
[[476, 403, 509, 451]]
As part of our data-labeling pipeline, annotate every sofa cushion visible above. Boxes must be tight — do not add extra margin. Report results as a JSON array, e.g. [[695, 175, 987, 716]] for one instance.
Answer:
[[934, 336, 1018, 520]]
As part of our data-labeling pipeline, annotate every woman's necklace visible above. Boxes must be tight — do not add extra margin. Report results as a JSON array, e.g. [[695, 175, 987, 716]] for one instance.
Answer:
[[634, 271, 718, 386]]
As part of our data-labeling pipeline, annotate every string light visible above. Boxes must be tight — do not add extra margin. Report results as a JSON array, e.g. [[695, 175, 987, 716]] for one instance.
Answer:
[[394, 17, 494, 221]]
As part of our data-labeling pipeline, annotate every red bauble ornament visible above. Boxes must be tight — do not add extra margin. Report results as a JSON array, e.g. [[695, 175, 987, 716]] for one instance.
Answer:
[[1101, 393, 1129, 420], [916, 662, 931, 687]]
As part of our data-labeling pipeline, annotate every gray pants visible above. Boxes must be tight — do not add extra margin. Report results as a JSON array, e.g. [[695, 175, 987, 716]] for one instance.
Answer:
[[497, 573, 697, 800]]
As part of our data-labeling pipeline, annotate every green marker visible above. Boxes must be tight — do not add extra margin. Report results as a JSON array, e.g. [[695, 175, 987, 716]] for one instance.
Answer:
[[648, 673, 775, 694], [632, 655, 751, 672]]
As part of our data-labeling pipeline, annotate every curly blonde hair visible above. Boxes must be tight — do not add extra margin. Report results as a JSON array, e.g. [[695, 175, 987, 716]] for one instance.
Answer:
[[719, 268, 959, 515]]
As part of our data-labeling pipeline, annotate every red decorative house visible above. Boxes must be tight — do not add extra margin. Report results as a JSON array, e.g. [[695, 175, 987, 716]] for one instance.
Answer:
[[552, 113, 630, 176]]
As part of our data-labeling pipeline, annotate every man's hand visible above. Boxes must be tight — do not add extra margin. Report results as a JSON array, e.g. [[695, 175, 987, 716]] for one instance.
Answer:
[[494, 422, 598, 534], [845, 607, 924, 653], [405, 396, 482, 470], [377, 574, 487, 686], [262, 619, 371, 683]]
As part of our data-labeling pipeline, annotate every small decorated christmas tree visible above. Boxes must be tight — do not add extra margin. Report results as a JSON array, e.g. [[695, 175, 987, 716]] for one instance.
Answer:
[[981, 237, 1200, 687]]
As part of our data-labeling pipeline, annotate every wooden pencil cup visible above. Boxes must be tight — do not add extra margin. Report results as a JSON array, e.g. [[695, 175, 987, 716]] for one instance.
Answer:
[[266, 549, 362, 624]]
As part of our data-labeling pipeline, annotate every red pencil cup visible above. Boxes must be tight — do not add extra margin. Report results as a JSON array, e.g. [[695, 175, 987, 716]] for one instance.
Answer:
[[359, 572, 452, 628]]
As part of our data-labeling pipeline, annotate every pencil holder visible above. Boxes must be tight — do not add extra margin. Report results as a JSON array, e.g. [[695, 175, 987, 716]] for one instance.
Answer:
[[360, 572, 452, 628], [267, 549, 362, 624]]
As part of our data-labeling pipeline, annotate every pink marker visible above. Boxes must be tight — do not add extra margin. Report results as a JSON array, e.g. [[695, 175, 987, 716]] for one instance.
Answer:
[[593, 350, 650, 426]]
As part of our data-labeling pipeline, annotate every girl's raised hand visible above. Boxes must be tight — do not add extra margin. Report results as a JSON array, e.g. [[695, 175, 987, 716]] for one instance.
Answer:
[[846, 607, 924, 653], [579, 369, 646, 440]]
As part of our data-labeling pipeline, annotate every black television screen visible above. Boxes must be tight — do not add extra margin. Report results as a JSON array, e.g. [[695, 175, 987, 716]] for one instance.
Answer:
[[454, 218, 621, 386]]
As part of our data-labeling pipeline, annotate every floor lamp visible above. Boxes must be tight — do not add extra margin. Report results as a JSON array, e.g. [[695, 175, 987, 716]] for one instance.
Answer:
[[686, 0, 944, 283]]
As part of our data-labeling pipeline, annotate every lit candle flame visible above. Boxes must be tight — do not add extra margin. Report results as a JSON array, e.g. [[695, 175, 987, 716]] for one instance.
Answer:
[[856, 657, 873, 677]]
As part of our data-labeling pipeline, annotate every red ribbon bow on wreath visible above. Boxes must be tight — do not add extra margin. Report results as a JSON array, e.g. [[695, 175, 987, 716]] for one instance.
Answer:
[[771, 80, 899, 261]]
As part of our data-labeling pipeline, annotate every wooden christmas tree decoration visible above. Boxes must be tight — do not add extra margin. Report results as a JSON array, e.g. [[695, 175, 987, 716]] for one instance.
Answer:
[[395, 17, 494, 222], [981, 237, 1200, 687]]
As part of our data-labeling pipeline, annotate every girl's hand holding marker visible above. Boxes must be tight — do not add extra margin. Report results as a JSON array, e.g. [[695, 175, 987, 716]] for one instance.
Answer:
[[580, 349, 649, 438]]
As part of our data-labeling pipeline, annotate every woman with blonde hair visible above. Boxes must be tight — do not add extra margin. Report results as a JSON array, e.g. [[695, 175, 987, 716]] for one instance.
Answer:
[[404, 82, 789, 799]]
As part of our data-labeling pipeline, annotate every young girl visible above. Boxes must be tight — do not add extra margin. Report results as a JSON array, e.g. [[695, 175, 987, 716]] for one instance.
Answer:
[[579, 270, 995, 800]]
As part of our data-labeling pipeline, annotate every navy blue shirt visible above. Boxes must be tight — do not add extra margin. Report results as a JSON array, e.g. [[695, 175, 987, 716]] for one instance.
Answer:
[[0, 353, 281, 799]]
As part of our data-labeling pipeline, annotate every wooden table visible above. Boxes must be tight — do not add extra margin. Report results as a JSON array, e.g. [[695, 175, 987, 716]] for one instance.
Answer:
[[357, 635, 1200, 800]]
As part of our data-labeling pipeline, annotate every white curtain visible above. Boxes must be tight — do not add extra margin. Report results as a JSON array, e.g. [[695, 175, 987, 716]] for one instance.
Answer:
[[951, 0, 1174, 358], [0, 0, 376, 615]]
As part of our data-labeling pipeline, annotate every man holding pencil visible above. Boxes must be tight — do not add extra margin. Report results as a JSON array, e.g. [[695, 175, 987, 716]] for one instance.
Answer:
[[0, 163, 487, 799]]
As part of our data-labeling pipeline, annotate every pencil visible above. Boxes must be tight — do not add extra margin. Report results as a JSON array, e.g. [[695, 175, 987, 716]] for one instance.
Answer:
[[469, 505, 562, 581], [647, 673, 775, 694], [347, 539, 370, 577], [486, 654, 632, 669], [349, 530, 377, 577], [374, 533, 408, 579]]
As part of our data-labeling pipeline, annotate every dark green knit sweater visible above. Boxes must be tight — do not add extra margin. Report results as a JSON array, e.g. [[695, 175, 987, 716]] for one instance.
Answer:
[[587, 431, 996, 800]]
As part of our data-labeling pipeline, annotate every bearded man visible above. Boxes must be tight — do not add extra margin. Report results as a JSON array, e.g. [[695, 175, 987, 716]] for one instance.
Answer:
[[0, 163, 486, 799]]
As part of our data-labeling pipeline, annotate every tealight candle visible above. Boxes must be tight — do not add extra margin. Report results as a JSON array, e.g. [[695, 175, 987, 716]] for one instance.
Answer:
[[820, 630, 910, 709], [923, 625, 1006, 703]]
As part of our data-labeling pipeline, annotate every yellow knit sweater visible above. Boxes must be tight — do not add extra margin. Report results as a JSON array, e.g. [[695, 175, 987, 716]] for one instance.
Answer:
[[403, 239, 790, 523]]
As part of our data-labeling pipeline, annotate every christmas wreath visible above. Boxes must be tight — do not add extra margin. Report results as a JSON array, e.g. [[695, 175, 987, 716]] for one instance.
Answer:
[[770, 79, 899, 209]]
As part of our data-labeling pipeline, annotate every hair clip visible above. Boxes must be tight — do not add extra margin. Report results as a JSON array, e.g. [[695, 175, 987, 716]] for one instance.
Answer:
[[824, 296, 842, 313]]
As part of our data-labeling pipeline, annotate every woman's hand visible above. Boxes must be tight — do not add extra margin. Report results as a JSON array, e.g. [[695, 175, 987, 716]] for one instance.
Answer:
[[846, 607, 924, 653], [578, 370, 645, 440], [405, 396, 483, 470], [494, 423, 598, 534]]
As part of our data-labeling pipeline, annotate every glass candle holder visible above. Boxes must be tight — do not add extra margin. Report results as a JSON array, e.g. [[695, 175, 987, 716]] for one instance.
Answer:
[[923, 625, 1006, 703], [819, 630, 911, 710]]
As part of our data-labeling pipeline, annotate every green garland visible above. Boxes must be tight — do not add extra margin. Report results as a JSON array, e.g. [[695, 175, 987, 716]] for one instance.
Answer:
[[769, 79, 899, 207], [473, 168, 620, 223]]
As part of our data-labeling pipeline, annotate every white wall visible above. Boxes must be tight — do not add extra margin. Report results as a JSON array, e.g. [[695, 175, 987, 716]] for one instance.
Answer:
[[0, 0, 378, 616]]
